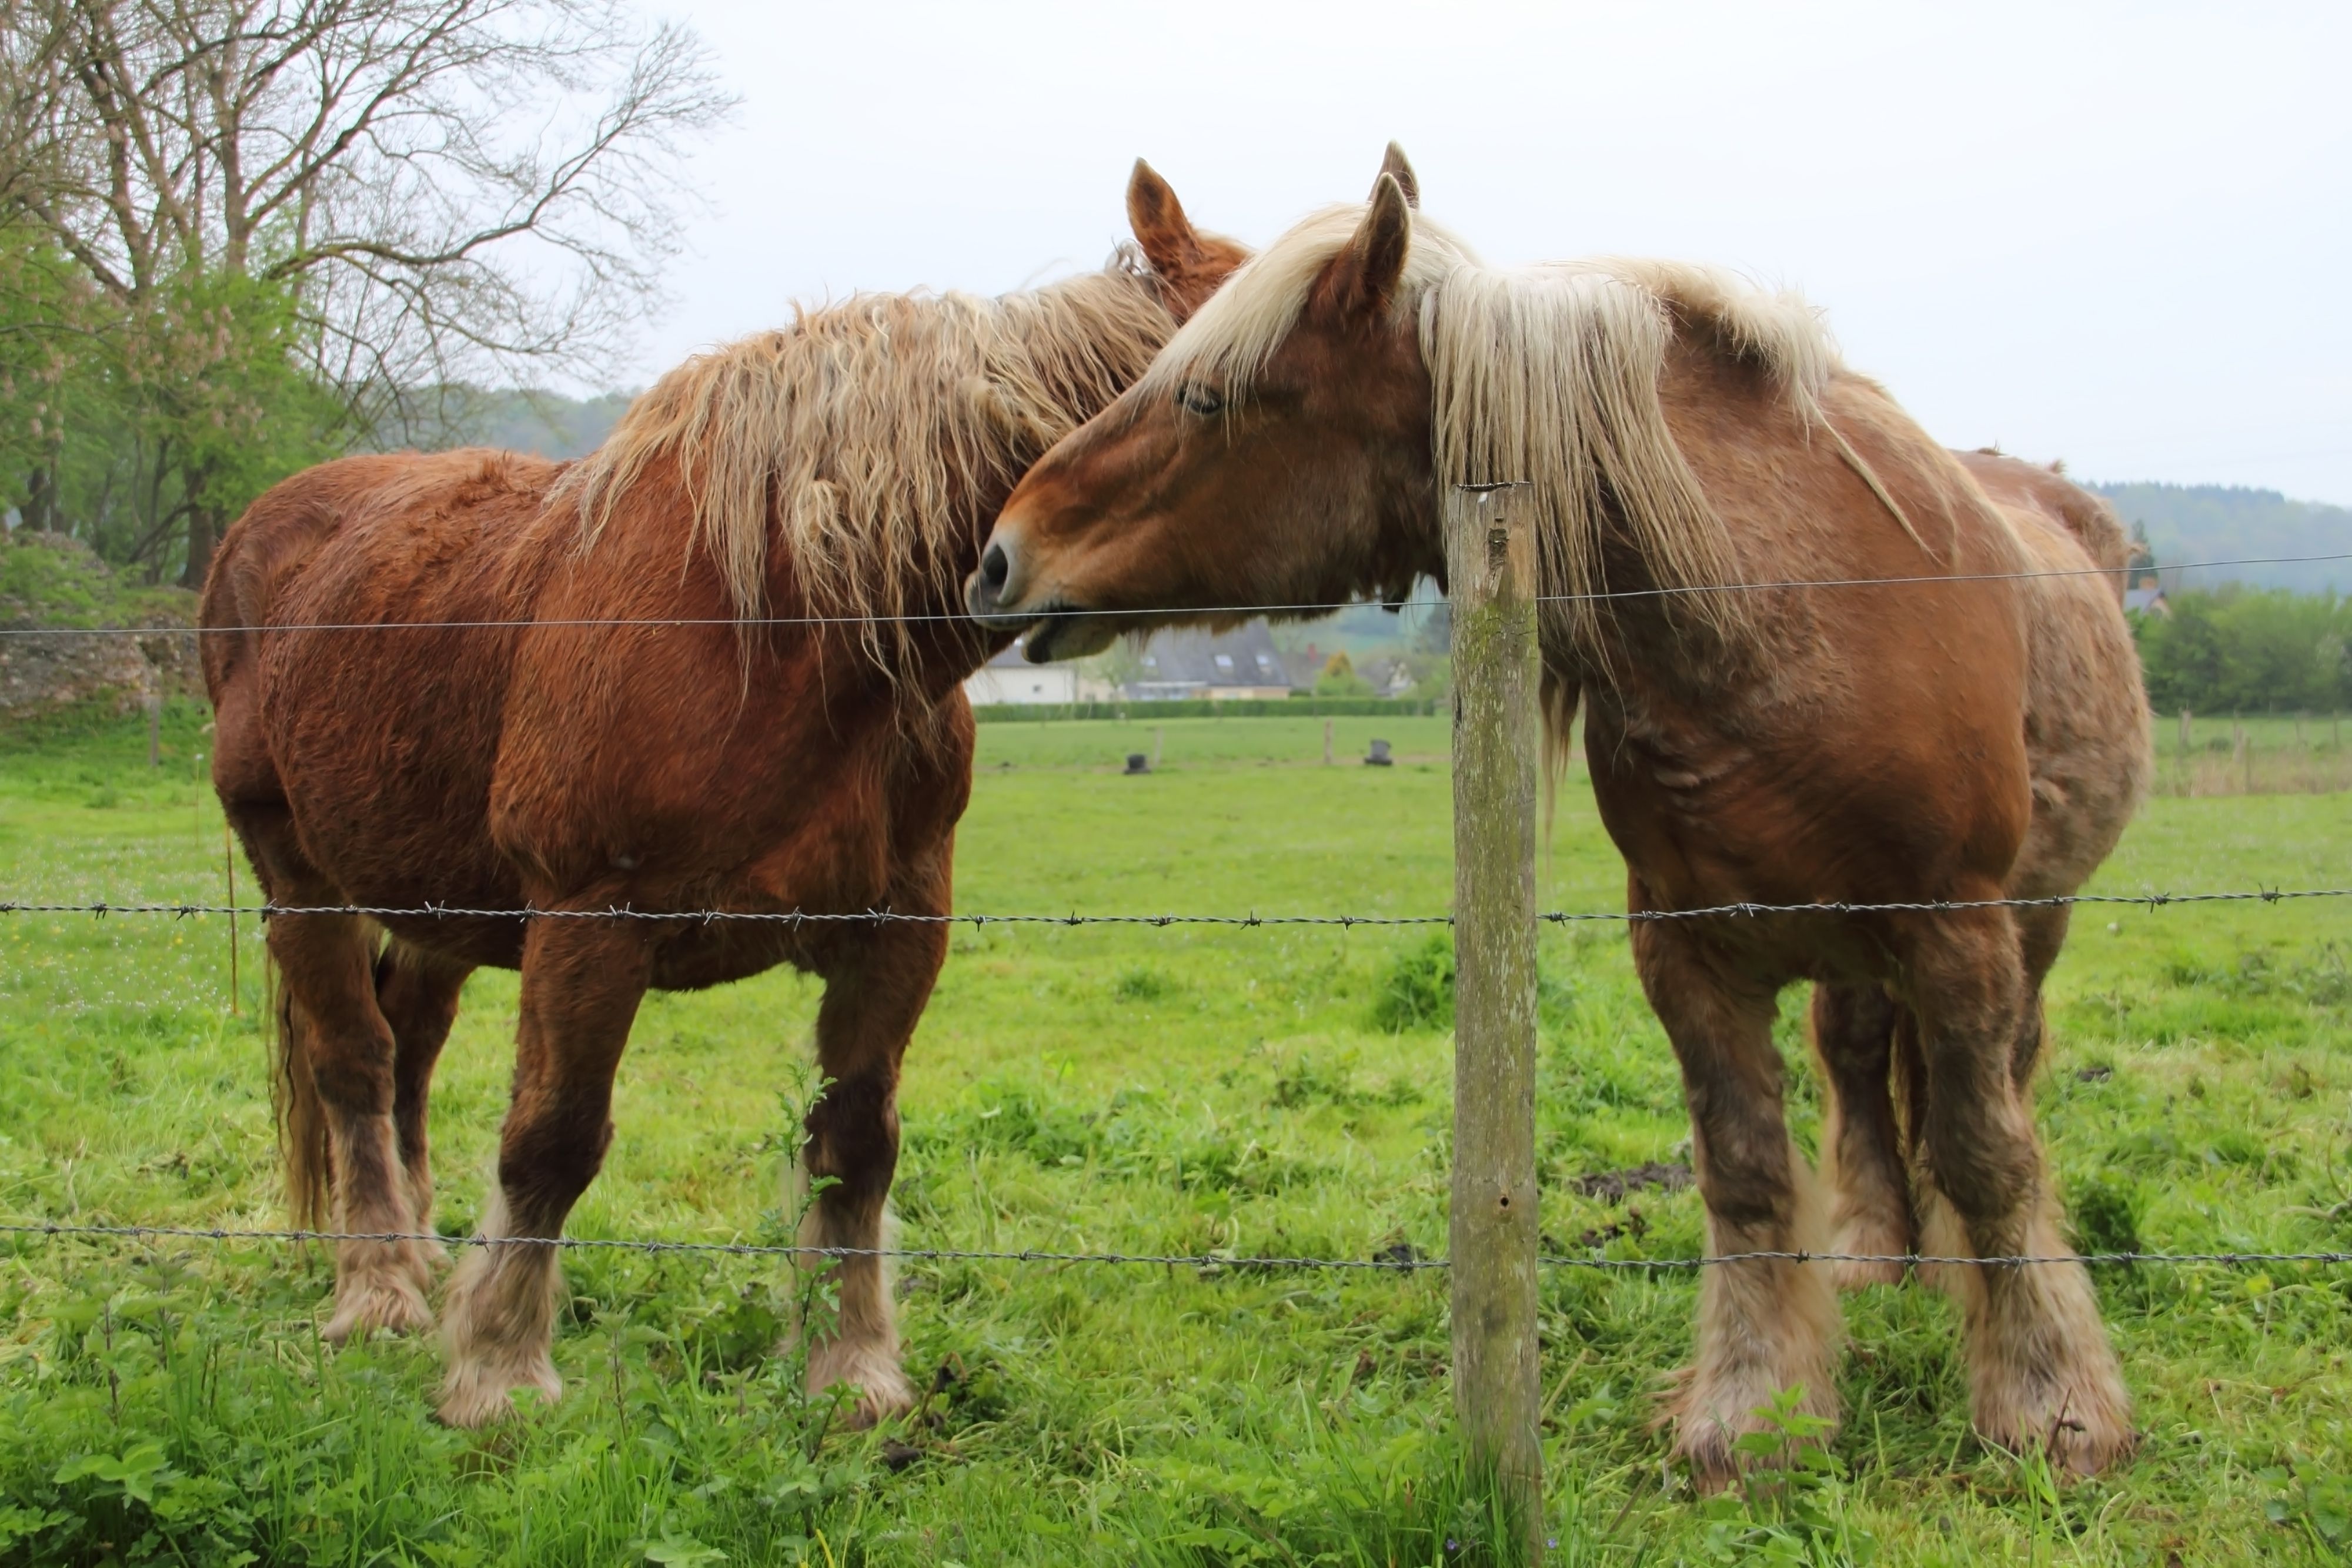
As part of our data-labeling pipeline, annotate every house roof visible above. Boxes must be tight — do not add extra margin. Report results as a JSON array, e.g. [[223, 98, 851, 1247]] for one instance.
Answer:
[[2124, 587, 2168, 614], [1132, 622, 1292, 688]]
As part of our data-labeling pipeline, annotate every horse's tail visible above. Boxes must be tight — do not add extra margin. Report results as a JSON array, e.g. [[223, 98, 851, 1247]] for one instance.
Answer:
[[272, 968, 332, 1232], [1538, 668, 1581, 853]]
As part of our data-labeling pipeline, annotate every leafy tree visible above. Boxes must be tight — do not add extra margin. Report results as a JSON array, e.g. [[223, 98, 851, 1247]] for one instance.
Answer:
[[2133, 588, 2352, 714], [1314, 650, 1373, 698], [0, 0, 728, 581]]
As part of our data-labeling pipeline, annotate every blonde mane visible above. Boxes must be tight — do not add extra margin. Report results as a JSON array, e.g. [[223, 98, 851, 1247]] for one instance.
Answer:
[[1142, 205, 1841, 648], [566, 253, 1178, 676]]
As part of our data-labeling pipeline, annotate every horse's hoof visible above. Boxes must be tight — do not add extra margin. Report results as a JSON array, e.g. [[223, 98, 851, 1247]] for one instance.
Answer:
[[1832, 1255, 1906, 1291], [1662, 1365, 1842, 1494], [436, 1353, 561, 1428], [1827, 1218, 1909, 1291], [1979, 1374, 2137, 1479], [323, 1277, 433, 1343], [807, 1339, 916, 1429]]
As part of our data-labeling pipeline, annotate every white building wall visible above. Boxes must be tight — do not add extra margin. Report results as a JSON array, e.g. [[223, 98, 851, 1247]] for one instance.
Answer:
[[963, 664, 1082, 705]]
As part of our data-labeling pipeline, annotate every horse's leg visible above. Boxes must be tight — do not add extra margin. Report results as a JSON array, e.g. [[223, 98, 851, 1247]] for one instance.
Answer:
[[796, 900, 947, 1427], [373, 940, 472, 1265], [1633, 900, 1840, 1487], [1901, 906, 2132, 1476], [256, 893, 435, 1340], [439, 915, 650, 1427], [1809, 983, 1913, 1288]]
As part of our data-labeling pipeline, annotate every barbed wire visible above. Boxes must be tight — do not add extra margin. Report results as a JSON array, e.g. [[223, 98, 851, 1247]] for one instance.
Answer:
[[2, 1221, 2343, 1273], [5, 551, 2341, 640], [4, 887, 2348, 927]]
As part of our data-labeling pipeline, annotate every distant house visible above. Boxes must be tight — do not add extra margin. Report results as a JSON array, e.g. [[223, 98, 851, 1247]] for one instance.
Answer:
[[963, 637, 1111, 705], [1355, 655, 1418, 698], [1128, 623, 1294, 701], [2123, 586, 2170, 617]]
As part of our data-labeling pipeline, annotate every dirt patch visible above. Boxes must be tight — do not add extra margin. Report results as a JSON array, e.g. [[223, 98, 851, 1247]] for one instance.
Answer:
[[1568, 1161, 1692, 1204]]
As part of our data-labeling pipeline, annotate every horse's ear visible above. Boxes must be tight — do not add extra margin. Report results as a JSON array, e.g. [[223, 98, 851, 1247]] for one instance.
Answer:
[[1320, 172, 1413, 321], [1129, 159, 1217, 317], [1374, 142, 1419, 209]]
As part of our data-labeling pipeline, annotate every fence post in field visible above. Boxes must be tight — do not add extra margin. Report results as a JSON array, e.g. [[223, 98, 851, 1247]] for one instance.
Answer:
[[2179, 708, 2190, 761], [146, 691, 161, 768], [1324, 718, 1334, 766], [1445, 482, 1543, 1560]]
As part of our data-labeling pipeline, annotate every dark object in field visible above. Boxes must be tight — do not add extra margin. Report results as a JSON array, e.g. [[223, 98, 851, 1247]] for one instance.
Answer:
[[1364, 738, 1394, 766], [1570, 1162, 1692, 1205], [200, 161, 1248, 1434], [878, 1438, 924, 1473], [1371, 1240, 1424, 1269], [1124, 752, 1150, 774], [973, 148, 2150, 1483], [2075, 1064, 2113, 1082], [1576, 1206, 1651, 1249]]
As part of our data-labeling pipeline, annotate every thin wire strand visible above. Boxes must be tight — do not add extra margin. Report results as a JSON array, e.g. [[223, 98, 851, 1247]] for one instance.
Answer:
[[4, 887, 2347, 925], [4, 551, 2339, 639], [1, 1221, 2342, 1272]]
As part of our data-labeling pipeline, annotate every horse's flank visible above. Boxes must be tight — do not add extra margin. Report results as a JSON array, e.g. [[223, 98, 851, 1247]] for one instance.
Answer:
[[1140, 203, 1842, 648], [566, 254, 1180, 677]]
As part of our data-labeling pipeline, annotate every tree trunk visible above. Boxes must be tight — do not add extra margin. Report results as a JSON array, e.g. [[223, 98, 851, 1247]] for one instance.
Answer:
[[22, 465, 57, 532], [181, 502, 219, 588]]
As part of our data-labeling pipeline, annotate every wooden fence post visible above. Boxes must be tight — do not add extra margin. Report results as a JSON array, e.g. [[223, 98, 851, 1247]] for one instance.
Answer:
[[1445, 483, 1543, 1561]]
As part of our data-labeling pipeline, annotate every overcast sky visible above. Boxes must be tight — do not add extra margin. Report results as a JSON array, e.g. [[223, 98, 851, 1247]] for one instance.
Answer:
[[636, 1, 2352, 506]]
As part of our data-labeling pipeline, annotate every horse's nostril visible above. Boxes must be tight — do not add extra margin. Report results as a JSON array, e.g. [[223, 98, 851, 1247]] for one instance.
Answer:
[[980, 541, 1010, 591]]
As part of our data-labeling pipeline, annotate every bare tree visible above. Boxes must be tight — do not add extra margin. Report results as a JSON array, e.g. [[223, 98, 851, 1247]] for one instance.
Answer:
[[0, 0, 729, 580]]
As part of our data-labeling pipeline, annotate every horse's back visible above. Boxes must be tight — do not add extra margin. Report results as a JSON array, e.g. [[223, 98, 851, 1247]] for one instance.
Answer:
[[1952, 449, 2132, 596]]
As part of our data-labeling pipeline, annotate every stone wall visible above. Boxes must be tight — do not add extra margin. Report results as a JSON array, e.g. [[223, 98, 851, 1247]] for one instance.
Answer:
[[0, 531, 202, 720]]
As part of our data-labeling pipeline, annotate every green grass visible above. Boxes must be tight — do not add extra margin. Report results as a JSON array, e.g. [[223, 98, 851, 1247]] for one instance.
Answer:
[[4, 706, 2352, 1563]]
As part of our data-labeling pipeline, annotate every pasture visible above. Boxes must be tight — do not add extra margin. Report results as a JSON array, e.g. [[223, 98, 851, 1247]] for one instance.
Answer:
[[3, 701, 2351, 1564]]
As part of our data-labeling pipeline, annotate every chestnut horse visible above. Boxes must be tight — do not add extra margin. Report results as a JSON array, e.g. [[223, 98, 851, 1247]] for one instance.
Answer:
[[970, 151, 2150, 1482], [202, 163, 1246, 1426]]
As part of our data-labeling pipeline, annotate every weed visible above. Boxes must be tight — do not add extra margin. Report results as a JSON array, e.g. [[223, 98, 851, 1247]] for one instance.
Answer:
[[1694, 1385, 1879, 1564], [2069, 1172, 2146, 1257], [1374, 933, 1455, 1032], [1114, 965, 1174, 1002]]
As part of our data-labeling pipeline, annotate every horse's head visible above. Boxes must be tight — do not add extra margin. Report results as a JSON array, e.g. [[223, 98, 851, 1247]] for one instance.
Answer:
[[970, 147, 1438, 660]]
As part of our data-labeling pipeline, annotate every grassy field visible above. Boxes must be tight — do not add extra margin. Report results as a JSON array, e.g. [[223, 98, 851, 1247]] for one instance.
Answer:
[[4, 702, 2352, 1564]]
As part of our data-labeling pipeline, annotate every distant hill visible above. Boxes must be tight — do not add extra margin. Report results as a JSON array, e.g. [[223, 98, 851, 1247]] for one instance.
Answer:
[[2089, 483, 2351, 594], [456, 390, 634, 460]]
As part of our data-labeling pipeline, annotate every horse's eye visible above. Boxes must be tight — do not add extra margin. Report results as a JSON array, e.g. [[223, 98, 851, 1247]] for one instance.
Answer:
[[1177, 382, 1224, 417]]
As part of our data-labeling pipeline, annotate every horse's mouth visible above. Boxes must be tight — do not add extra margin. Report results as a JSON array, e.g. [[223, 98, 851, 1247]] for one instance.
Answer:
[[1020, 610, 1118, 663]]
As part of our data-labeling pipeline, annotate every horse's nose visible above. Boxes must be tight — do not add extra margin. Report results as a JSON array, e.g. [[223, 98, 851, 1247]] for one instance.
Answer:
[[965, 533, 1024, 622]]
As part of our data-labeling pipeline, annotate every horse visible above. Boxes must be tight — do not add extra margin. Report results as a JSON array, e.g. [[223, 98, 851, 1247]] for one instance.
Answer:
[[967, 149, 2151, 1483], [201, 162, 1248, 1427]]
